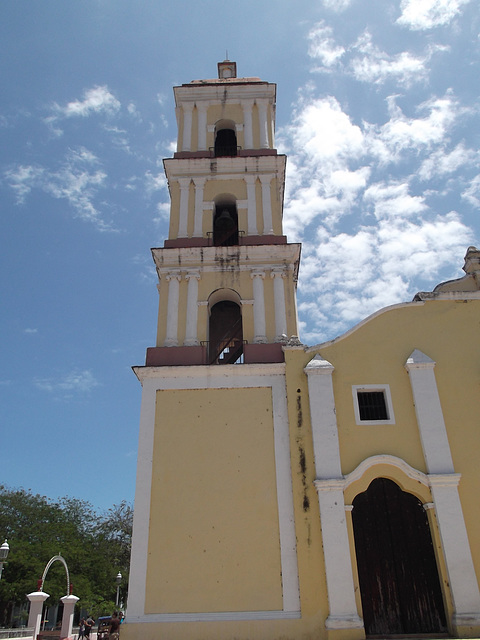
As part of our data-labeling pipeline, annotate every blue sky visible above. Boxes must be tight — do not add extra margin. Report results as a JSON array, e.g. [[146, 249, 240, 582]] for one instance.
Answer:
[[1, 0, 479, 512]]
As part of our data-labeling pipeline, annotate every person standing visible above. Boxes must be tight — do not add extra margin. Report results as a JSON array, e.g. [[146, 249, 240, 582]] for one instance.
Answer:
[[108, 612, 120, 640], [78, 618, 85, 640], [84, 615, 95, 640]]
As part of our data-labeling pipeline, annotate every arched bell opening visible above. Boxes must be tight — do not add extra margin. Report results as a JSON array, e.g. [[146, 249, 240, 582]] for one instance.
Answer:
[[214, 119, 238, 157], [213, 196, 239, 246], [208, 292, 243, 364]]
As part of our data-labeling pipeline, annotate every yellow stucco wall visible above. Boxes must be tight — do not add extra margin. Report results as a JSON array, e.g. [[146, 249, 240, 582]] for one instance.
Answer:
[[283, 297, 480, 637], [145, 386, 283, 613]]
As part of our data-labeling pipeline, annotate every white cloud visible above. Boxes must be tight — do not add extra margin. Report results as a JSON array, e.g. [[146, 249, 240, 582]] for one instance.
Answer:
[[297, 211, 471, 342], [34, 369, 100, 394], [306, 24, 448, 87], [349, 32, 448, 87], [144, 170, 167, 194], [367, 92, 462, 164], [320, 0, 353, 11], [308, 21, 345, 69], [418, 142, 479, 180], [43, 148, 110, 229], [4, 148, 112, 230], [45, 86, 121, 135], [462, 174, 480, 208], [4, 164, 44, 204], [54, 86, 121, 118], [397, 0, 472, 30], [364, 181, 428, 219]]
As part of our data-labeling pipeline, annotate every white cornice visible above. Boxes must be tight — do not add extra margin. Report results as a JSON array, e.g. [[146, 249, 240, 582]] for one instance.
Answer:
[[173, 83, 276, 106], [133, 362, 286, 383], [151, 244, 301, 272], [164, 155, 286, 179]]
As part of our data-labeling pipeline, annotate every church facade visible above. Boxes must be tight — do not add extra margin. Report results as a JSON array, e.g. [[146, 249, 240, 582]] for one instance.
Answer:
[[122, 61, 480, 640]]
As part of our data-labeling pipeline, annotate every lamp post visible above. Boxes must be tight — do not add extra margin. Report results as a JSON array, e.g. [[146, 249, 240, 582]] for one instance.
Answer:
[[115, 572, 122, 607], [0, 540, 9, 580]]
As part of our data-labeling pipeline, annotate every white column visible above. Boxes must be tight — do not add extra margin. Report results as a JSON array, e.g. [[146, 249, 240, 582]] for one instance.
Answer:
[[177, 178, 190, 238], [60, 594, 79, 639], [305, 356, 363, 631], [27, 591, 49, 640], [245, 175, 258, 235], [192, 177, 206, 238], [126, 375, 158, 620], [251, 270, 267, 343], [164, 271, 181, 347], [428, 475, 480, 628], [271, 268, 287, 341], [260, 174, 274, 235], [405, 349, 454, 474], [242, 100, 254, 149], [405, 349, 480, 628], [197, 103, 208, 151], [181, 103, 194, 151], [257, 99, 270, 149], [184, 270, 200, 346]]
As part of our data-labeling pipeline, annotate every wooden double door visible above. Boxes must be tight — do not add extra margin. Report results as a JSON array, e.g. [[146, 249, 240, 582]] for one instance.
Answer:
[[352, 478, 448, 637]]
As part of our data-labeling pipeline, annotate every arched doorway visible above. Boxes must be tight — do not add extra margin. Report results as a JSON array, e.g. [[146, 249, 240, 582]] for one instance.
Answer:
[[352, 477, 447, 637]]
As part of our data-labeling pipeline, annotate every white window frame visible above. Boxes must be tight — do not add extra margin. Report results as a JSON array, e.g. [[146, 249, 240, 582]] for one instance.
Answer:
[[352, 384, 395, 425]]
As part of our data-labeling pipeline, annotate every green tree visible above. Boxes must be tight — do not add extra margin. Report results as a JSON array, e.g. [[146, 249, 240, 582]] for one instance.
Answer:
[[0, 486, 132, 627]]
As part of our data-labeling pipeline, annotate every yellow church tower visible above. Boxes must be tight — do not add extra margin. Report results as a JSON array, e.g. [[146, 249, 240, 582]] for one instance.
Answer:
[[123, 61, 302, 640]]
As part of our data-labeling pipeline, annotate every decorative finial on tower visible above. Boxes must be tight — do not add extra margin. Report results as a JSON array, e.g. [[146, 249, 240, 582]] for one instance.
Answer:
[[218, 59, 237, 79]]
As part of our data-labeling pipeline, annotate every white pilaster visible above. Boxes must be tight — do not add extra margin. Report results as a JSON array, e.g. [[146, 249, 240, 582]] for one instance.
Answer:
[[242, 100, 254, 149], [257, 99, 270, 149], [126, 376, 158, 618], [197, 103, 208, 151], [271, 268, 287, 341], [184, 270, 200, 346], [405, 350, 480, 628], [259, 174, 274, 235], [245, 175, 258, 235], [60, 594, 79, 639], [192, 177, 206, 238], [251, 270, 267, 343], [305, 356, 362, 631], [177, 178, 190, 238], [429, 475, 480, 628], [164, 271, 181, 347], [405, 350, 454, 474], [27, 591, 49, 640], [181, 103, 194, 152]]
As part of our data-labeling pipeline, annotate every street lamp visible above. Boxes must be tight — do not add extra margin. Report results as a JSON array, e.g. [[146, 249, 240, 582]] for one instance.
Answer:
[[0, 540, 9, 580], [115, 572, 122, 607]]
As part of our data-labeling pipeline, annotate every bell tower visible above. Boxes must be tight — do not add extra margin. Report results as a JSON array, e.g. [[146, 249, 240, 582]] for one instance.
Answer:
[[124, 62, 302, 639], [144, 58, 300, 365]]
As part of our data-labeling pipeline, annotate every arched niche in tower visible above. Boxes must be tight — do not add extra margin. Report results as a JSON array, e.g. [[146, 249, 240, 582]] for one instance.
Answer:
[[207, 288, 243, 365], [213, 194, 239, 247], [214, 119, 238, 157]]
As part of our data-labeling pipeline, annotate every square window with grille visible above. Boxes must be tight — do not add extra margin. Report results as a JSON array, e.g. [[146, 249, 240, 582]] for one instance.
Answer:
[[357, 391, 388, 421], [352, 385, 395, 425]]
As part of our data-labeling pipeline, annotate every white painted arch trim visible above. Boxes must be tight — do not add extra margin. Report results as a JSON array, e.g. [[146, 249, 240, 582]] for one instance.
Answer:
[[344, 454, 429, 491], [342, 454, 461, 493]]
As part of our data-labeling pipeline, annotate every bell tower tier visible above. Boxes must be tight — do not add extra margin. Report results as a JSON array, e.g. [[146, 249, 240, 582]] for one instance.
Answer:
[[146, 61, 301, 367]]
